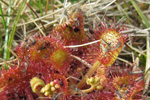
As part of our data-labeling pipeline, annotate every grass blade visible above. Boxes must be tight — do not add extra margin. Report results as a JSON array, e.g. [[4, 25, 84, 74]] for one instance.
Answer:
[[129, 0, 150, 27], [1, 0, 27, 21], [0, 1, 6, 30], [39, 0, 43, 16], [1, 0, 12, 69], [3, 0, 12, 60], [5, 1, 26, 67]]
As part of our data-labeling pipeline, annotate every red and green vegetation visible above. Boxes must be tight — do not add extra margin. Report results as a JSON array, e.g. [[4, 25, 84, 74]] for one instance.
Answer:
[[0, 0, 150, 100]]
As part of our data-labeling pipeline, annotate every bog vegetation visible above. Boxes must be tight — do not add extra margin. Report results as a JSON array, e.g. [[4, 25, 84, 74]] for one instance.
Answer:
[[0, 0, 150, 100]]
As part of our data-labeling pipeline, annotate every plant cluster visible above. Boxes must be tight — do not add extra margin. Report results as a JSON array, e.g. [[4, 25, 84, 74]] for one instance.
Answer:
[[0, 8, 144, 100]]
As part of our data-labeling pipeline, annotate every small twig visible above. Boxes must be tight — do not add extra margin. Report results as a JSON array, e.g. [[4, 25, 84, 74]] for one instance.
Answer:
[[64, 40, 100, 48], [0, 58, 17, 65], [117, 57, 132, 66], [70, 54, 92, 68], [26, 13, 46, 36], [45, 0, 49, 15], [22, 19, 27, 40], [145, 32, 150, 73], [131, 71, 143, 74], [136, 0, 150, 4], [144, 68, 150, 94], [132, 53, 142, 72], [25, 2, 47, 34], [6, 45, 20, 68], [59, 0, 70, 24], [102, 0, 116, 10], [26, 19, 58, 35], [143, 30, 150, 94], [67, 75, 80, 81], [125, 43, 146, 56]]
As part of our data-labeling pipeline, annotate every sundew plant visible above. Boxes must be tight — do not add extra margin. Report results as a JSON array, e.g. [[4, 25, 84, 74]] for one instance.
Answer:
[[0, 0, 150, 100]]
